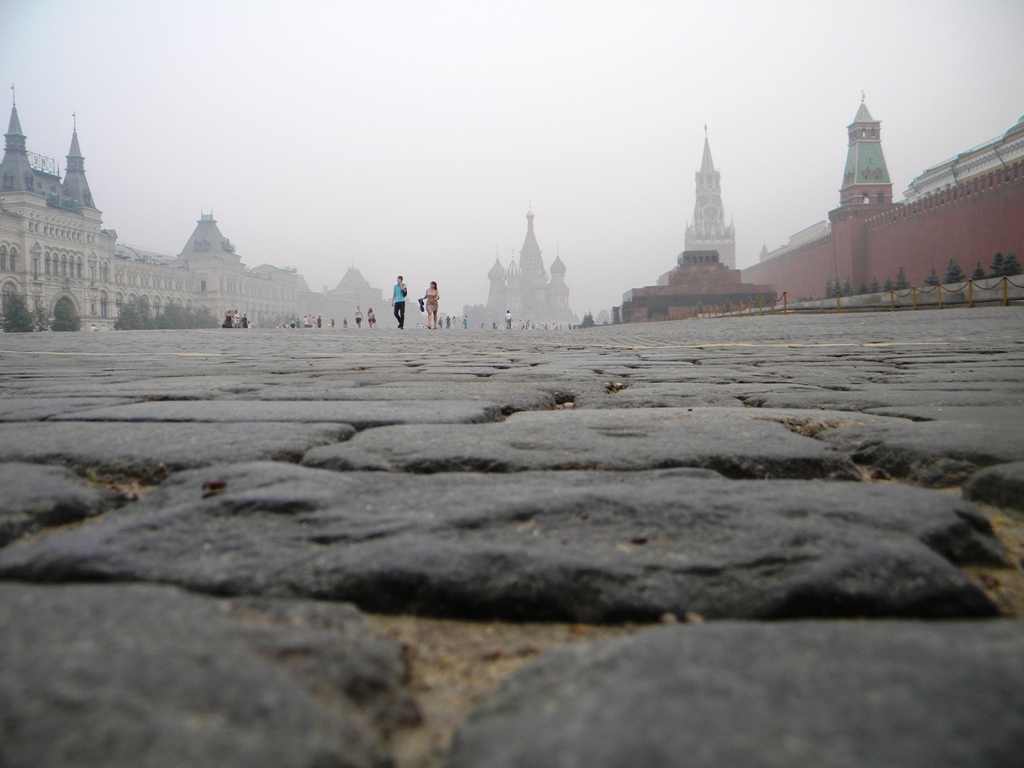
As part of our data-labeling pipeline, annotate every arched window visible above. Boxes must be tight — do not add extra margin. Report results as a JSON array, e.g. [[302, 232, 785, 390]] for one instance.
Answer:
[[61, 255, 67, 277], [44, 253, 51, 275], [1, 283, 17, 314], [77, 257, 83, 278], [100, 293, 108, 318], [877, 193, 885, 204], [9, 248, 16, 271], [862, 193, 870, 204], [0, 246, 6, 270]]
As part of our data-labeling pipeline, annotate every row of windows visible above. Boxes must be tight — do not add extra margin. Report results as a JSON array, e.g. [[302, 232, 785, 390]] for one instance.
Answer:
[[42, 254, 85, 278]]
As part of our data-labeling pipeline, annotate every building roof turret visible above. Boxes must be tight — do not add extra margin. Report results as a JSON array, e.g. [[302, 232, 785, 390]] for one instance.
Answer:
[[550, 253, 566, 275], [506, 259, 522, 278], [62, 124, 95, 209], [1, 101, 33, 193], [177, 213, 241, 264]]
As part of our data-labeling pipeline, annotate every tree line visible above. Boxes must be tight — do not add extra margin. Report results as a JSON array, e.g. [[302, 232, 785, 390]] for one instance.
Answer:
[[1, 293, 214, 333], [824, 252, 1021, 299]]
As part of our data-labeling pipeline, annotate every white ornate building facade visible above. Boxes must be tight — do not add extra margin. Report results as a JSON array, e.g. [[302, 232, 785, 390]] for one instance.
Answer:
[[1, 102, 381, 329]]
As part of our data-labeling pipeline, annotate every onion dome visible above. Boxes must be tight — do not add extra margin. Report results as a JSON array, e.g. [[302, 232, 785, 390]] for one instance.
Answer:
[[506, 259, 522, 278], [488, 257, 505, 281]]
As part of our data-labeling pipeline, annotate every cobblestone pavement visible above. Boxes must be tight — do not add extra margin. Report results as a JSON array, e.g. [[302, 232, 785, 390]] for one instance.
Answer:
[[1, 307, 1023, 768]]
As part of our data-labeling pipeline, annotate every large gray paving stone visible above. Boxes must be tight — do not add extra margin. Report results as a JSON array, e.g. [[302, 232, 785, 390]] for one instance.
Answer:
[[963, 461, 1024, 514], [0, 422, 354, 477], [819, 406, 1024, 487], [243, 381, 559, 414], [741, 388, 1023, 411], [0, 583, 415, 768], [442, 620, 1024, 768], [0, 463, 125, 547], [0, 462, 1000, 621], [0, 397, 138, 421], [302, 408, 867, 480], [52, 399, 504, 428], [571, 382, 746, 409]]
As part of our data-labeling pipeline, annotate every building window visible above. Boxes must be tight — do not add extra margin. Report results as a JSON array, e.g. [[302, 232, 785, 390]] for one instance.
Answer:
[[100, 295, 108, 317], [877, 193, 885, 204], [44, 254, 51, 275]]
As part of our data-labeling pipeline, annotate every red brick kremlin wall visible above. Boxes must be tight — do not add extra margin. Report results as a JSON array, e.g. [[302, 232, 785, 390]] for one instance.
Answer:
[[742, 160, 1024, 299]]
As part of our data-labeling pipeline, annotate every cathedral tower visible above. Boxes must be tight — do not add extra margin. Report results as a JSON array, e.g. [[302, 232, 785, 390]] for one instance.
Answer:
[[684, 129, 736, 269]]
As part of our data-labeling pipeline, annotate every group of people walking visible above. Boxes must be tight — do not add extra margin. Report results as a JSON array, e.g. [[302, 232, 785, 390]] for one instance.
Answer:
[[229, 276, 443, 331], [391, 276, 441, 330]]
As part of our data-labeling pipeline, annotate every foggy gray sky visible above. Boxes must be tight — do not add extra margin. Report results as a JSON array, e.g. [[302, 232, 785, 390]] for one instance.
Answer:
[[3, 0, 1023, 316]]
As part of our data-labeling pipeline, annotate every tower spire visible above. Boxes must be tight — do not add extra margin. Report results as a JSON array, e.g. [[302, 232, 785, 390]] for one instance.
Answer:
[[1, 93, 32, 193], [63, 115, 94, 209], [839, 95, 891, 206]]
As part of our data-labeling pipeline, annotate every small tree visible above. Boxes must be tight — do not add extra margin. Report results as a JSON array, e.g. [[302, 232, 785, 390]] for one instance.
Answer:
[[52, 299, 82, 331], [33, 304, 50, 332], [971, 262, 987, 280], [579, 311, 595, 328], [869, 277, 880, 293], [2, 292, 34, 333], [823, 280, 835, 298], [841, 278, 853, 297], [894, 267, 910, 290], [114, 297, 153, 330], [1002, 253, 1021, 276], [943, 259, 965, 283], [883, 276, 894, 291], [923, 268, 940, 286], [990, 252, 1005, 277]]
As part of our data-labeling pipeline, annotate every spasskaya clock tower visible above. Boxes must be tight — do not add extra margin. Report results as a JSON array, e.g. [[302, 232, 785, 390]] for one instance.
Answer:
[[684, 127, 736, 269]]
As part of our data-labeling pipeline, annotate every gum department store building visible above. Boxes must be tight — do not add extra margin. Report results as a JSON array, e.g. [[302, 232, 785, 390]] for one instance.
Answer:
[[0, 102, 383, 329]]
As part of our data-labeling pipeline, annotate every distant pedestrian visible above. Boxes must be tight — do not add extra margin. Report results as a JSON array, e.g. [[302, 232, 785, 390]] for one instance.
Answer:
[[367, 308, 376, 328], [343, 317, 348, 328], [505, 310, 512, 330], [240, 314, 249, 329], [317, 315, 322, 329], [463, 315, 468, 329], [222, 311, 234, 329], [423, 281, 439, 329], [330, 318, 335, 328], [391, 276, 407, 329], [355, 306, 363, 328]]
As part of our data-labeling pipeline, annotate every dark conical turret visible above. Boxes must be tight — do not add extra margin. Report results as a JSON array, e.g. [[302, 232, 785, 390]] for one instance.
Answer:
[[0, 102, 35, 193], [62, 126, 95, 209]]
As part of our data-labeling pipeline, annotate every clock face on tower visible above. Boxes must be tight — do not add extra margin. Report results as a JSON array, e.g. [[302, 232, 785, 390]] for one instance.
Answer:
[[701, 203, 720, 222]]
